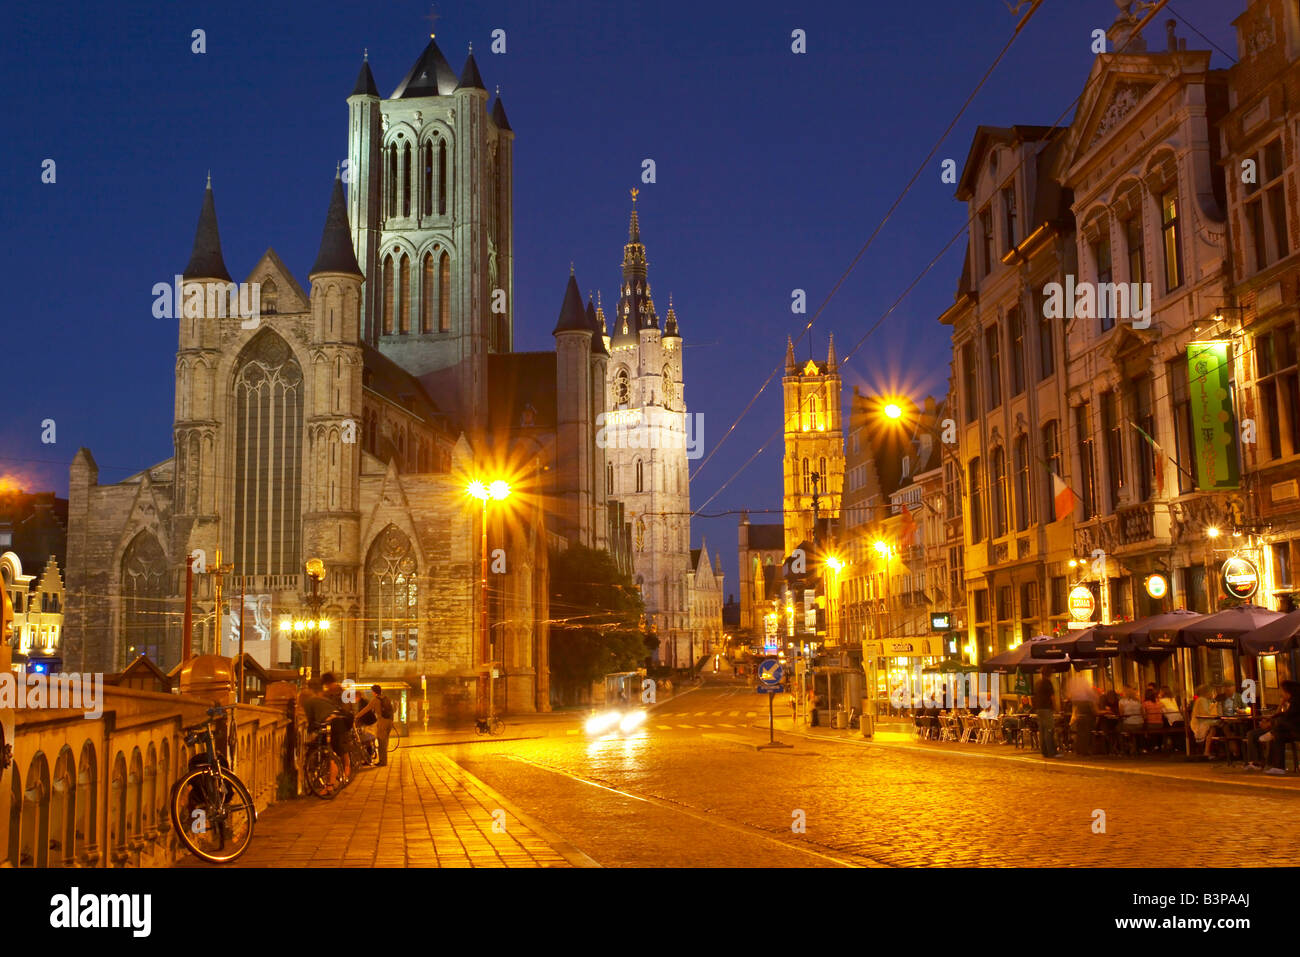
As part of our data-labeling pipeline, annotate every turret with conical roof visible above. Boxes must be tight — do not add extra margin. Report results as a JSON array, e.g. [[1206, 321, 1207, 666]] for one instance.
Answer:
[[391, 38, 459, 97], [587, 295, 609, 356], [352, 51, 379, 97], [457, 48, 485, 91], [183, 175, 232, 282], [311, 170, 363, 278], [826, 332, 838, 372], [785, 336, 796, 373]]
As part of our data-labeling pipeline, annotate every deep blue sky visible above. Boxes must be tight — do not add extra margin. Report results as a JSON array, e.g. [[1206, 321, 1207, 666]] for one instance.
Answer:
[[2, 0, 1238, 592]]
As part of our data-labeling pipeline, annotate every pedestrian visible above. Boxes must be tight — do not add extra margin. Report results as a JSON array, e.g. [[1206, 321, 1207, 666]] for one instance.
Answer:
[[1033, 667, 1057, 758], [1068, 674, 1099, 756], [809, 689, 820, 727], [356, 684, 394, 766]]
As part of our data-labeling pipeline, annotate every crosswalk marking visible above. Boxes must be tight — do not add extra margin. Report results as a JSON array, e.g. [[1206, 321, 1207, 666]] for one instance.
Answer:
[[677, 723, 693, 728], [728, 711, 740, 716], [746, 712, 757, 718], [657, 725, 673, 731], [697, 723, 713, 728], [718, 723, 735, 728]]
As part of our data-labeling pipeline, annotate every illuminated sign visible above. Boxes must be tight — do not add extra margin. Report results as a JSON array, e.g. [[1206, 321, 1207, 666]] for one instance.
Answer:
[[1144, 574, 1168, 600], [930, 613, 952, 632], [1068, 586, 1095, 621], [1221, 556, 1259, 600]]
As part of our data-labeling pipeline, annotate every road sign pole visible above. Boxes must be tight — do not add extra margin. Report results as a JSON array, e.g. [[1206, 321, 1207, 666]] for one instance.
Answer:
[[768, 691, 774, 745]]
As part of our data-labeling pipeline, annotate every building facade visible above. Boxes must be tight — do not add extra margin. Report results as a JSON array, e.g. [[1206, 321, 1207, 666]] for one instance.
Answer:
[[782, 337, 844, 556]]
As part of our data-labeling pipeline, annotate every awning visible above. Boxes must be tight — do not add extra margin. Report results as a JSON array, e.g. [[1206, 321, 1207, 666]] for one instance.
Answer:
[[1101, 609, 1204, 652], [1241, 609, 1300, 655], [1177, 605, 1283, 648]]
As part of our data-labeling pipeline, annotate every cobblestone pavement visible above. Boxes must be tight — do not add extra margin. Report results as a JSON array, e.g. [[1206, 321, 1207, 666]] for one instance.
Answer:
[[180, 746, 590, 868], [447, 682, 1300, 868]]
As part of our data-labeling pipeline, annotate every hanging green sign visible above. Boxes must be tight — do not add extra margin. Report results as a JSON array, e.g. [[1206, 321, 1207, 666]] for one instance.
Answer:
[[1187, 342, 1240, 490]]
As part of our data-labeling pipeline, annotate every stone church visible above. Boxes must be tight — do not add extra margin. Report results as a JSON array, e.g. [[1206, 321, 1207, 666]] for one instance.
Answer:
[[63, 35, 708, 715]]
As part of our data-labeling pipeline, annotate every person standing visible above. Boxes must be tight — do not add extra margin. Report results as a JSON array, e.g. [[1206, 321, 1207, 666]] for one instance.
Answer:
[[356, 684, 394, 766], [1069, 674, 1099, 756], [1033, 668, 1057, 758]]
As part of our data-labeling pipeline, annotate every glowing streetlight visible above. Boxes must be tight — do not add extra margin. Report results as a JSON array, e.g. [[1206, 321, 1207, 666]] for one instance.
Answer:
[[467, 477, 513, 720], [825, 555, 844, 574], [1206, 526, 1221, 539], [883, 402, 903, 420], [873, 540, 891, 558]]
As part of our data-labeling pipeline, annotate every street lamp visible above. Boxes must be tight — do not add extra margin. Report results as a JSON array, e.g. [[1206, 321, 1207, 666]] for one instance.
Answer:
[[467, 478, 511, 720], [280, 559, 330, 683]]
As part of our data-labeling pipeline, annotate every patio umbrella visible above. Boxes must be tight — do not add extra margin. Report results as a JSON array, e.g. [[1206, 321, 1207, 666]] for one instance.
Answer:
[[1240, 609, 1300, 656], [921, 659, 980, 673], [979, 637, 1074, 674], [1029, 632, 1083, 659], [1111, 609, 1206, 652], [1176, 605, 1283, 649]]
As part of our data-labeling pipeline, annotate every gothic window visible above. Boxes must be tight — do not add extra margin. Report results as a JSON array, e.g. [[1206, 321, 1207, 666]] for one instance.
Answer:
[[438, 140, 448, 216], [381, 256, 394, 335], [807, 394, 818, 431], [636, 459, 644, 493], [121, 531, 167, 665], [422, 142, 433, 217], [613, 368, 631, 406], [386, 146, 397, 218], [334, 356, 343, 411], [662, 366, 675, 403], [607, 463, 614, 495], [421, 254, 434, 333], [399, 255, 411, 334], [438, 253, 451, 332], [364, 525, 419, 663], [262, 279, 278, 315], [802, 458, 810, 495], [819, 457, 826, 491], [232, 331, 303, 575], [402, 143, 412, 217]]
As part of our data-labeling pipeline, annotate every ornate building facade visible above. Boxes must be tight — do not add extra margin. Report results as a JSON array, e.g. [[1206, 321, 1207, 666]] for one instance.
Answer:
[[782, 337, 844, 555]]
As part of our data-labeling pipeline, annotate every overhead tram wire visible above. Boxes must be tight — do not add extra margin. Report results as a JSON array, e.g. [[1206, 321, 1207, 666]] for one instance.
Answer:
[[692, 0, 1178, 516], [688, 0, 1049, 486]]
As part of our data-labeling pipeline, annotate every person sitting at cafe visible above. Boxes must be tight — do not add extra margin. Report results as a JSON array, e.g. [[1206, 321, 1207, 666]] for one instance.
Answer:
[[1118, 687, 1144, 729], [1191, 684, 1223, 759], [1158, 687, 1183, 726], [1245, 679, 1300, 774], [1141, 688, 1164, 751]]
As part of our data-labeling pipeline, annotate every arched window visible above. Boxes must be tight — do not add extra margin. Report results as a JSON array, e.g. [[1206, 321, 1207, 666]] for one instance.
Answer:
[[108, 753, 126, 861], [422, 253, 434, 333], [422, 142, 433, 217], [636, 459, 644, 493], [438, 140, 448, 215], [802, 458, 811, 495], [819, 458, 827, 490], [20, 752, 50, 867], [402, 143, 412, 217], [381, 256, 394, 335], [386, 146, 398, 218], [438, 253, 451, 332], [232, 331, 303, 575], [365, 526, 418, 663], [51, 747, 74, 866], [607, 463, 614, 494], [399, 255, 411, 334], [262, 278, 278, 315], [74, 743, 95, 865], [808, 394, 819, 431], [121, 531, 167, 665]]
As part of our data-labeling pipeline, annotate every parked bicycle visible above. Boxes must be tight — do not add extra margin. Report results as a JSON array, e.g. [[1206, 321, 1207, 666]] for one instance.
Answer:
[[475, 714, 505, 735], [303, 721, 346, 798], [386, 720, 403, 754], [171, 704, 256, 864]]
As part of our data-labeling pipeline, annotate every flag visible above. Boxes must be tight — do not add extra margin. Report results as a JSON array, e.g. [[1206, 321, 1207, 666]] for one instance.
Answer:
[[1051, 472, 1076, 522], [900, 503, 918, 545], [1130, 420, 1166, 498]]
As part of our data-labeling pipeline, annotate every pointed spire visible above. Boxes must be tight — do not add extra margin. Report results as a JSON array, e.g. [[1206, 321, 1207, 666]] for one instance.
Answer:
[[785, 336, 796, 373], [664, 294, 680, 338], [457, 49, 486, 90], [586, 295, 609, 356], [491, 94, 512, 131], [552, 271, 591, 336], [827, 332, 838, 372], [392, 38, 459, 97], [352, 53, 379, 97], [182, 176, 232, 282], [628, 188, 642, 243], [310, 170, 363, 278]]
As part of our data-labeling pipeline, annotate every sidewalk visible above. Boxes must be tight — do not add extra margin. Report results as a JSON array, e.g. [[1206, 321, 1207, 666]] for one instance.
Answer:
[[752, 712, 1300, 795], [184, 746, 598, 867]]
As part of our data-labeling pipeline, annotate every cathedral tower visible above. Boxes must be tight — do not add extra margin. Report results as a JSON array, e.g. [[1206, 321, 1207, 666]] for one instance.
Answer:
[[604, 195, 692, 666], [782, 335, 844, 555], [346, 38, 513, 435]]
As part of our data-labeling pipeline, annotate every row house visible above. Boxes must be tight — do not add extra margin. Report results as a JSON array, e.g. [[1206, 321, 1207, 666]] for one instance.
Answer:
[[1222, 0, 1300, 615], [941, 121, 1076, 661], [1057, 16, 1232, 632]]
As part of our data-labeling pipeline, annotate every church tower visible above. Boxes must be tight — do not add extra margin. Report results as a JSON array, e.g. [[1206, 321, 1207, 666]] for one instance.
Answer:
[[782, 335, 844, 555], [604, 195, 692, 666], [346, 36, 513, 435]]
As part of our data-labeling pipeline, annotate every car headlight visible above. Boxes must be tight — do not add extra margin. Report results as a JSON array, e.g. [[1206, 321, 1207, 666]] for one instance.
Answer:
[[586, 711, 621, 735], [619, 710, 646, 733]]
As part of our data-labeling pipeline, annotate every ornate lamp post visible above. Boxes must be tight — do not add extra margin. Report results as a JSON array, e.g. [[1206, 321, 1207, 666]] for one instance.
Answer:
[[466, 479, 511, 719], [280, 559, 330, 684]]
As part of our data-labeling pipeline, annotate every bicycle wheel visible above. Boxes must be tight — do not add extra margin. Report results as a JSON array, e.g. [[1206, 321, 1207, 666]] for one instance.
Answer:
[[171, 766, 256, 864], [386, 723, 403, 754], [304, 745, 339, 799], [489, 717, 505, 736]]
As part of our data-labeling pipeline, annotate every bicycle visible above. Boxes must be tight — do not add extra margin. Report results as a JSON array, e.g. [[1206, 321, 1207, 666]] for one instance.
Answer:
[[170, 704, 256, 864], [303, 721, 346, 798], [475, 714, 505, 735], [385, 720, 403, 754]]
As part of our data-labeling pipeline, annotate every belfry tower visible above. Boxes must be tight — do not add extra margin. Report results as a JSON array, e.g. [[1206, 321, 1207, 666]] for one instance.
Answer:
[[782, 336, 844, 554]]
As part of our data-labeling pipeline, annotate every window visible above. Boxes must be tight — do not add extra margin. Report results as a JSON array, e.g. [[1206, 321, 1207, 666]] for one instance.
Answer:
[[1131, 374, 1157, 502], [607, 463, 614, 495], [1274, 542, 1293, 589], [381, 256, 394, 335], [996, 586, 1011, 622], [962, 341, 978, 424], [421, 254, 433, 333], [365, 525, 419, 663], [1101, 390, 1124, 511], [636, 459, 644, 493], [802, 458, 811, 495], [944, 460, 961, 520], [1049, 576, 1067, 617], [984, 324, 1002, 409], [968, 457, 984, 543], [1168, 356, 1196, 494], [1076, 403, 1097, 520], [1008, 306, 1025, 397], [438, 141, 448, 216], [991, 447, 1008, 537], [1014, 435, 1031, 531], [1244, 139, 1290, 271], [974, 588, 989, 623], [399, 255, 411, 334], [1093, 235, 1114, 331], [808, 394, 819, 431], [818, 458, 827, 492], [1257, 324, 1300, 461], [1161, 188, 1184, 292], [422, 142, 433, 217], [402, 143, 412, 217], [1019, 582, 1038, 640], [979, 206, 995, 277], [1002, 186, 1017, 253], [1041, 420, 1062, 519], [1036, 289, 1055, 381], [121, 532, 167, 666], [438, 253, 451, 332], [386, 146, 397, 218], [1125, 216, 1146, 314]]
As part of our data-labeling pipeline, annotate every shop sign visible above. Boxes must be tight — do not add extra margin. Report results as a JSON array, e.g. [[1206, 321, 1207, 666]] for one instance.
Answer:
[[1221, 556, 1259, 600], [1068, 585, 1095, 621]]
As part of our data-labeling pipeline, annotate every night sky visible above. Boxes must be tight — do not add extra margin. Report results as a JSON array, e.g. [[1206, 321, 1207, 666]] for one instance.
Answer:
[[2, 0, 1238, 591]]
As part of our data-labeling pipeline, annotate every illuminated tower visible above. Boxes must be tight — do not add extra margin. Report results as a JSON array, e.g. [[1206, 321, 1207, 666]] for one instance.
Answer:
[[782, 335, 844, 554]]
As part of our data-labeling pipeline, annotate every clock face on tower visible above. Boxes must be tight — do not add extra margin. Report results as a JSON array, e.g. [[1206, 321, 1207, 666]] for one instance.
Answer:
[[614, 368, 631, 405]]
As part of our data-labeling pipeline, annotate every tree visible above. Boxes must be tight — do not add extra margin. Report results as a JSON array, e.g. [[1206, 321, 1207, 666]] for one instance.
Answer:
[[548, 546, 649, 704]]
